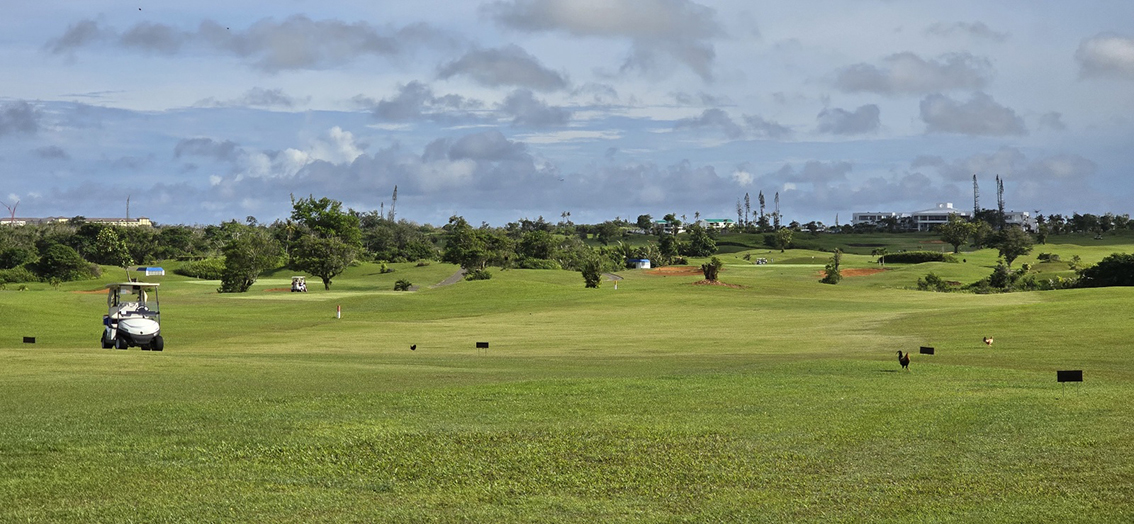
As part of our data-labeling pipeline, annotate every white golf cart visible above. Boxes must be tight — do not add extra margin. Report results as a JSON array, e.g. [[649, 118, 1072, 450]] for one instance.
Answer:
[[291, 276, 308, 292], [101, 282, 164, 351]]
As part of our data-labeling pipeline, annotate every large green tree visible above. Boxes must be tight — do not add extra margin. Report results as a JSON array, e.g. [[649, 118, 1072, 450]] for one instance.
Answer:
[[993, 226, 1034, 267], [95, 228, 133, 280], [774, 227, 793, 253], [938, 214, 974, 253], [684, 224, 717, 257], [35, 243, 93, 281], [288, 196, 361, 288], [294, 236, 355, 290], [219, 229, 282, 293]]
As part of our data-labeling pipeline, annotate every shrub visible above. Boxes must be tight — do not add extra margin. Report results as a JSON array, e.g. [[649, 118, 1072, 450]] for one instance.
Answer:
[[0, 266, 39, 284], [516, 258, 563, 270], [465, 268, 492, 281], [1077, 253, 1134, 287], [917, 272, 950, 292], [881, 251, 955, 264], [175, 258, 226, 280], [394, 279, 413, 291], [0, 247, 35, 270], [1037, 253, 1061, 262], [701, 257, 723, 281], [33, 244, 93, 281], [415, 260, 431, 267], [379, 262, 396, 274]]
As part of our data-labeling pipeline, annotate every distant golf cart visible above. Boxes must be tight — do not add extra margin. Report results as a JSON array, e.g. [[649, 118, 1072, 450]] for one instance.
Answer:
[[291, 276, 308, 292], [101, 282, 164, 351]]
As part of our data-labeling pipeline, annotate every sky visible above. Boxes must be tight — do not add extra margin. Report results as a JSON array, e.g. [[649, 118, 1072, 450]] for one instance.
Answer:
[[1, 0, 1132, 227]]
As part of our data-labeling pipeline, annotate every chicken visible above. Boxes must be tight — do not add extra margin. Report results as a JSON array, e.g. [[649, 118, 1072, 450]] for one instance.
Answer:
[[983, 336, 994, 347], [898, 350, 910, 371]]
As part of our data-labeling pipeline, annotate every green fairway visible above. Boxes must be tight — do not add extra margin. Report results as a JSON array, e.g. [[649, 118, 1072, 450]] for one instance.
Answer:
[[2, 245, 1132, 522]]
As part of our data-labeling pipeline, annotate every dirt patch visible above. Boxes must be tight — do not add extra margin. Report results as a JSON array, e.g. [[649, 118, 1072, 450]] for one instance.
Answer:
[[814, 268, 888, 278], [73, 289, 106, 294], [692, 279, 744, 289], [645, 266, 703, 276]]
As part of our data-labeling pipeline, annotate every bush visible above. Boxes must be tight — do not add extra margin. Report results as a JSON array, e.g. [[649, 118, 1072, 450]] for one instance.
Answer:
[[700, 257, 723, 281], [394, 279, 413, 291], [465, 268, 492, 281], [175, 258, 226, 280], [881, 251, 955, 264], [0, 247, 35, 270], [516, 258, 563, 270], [415, 260, 431, 267], [917, 272, 950, 292], [33, 244, 93, 282], [379, 262, 396, 274], [1077, 253, 1134, 287], [0, 266, 39, 284], [1037, 253, 1061, 262]]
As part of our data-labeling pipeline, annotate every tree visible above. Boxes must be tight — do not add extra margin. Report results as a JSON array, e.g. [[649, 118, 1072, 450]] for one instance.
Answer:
[[581, 256, 603, 288], [636, 214, 653, 233], [289, 194, 362, 246], [34, 244, 93, 281], [442, 216, 490, 270], [293, 235, 355, 290], [663, 213, 680, 235], [938, 214, 974, 253], [993, 226, 1034, 267], [820, 249, 843, 284], [684, 224, 717, 257], [518, 230, 557, 260], [594, 221, 621, 245], [970, 221, 994, 249], [219, 229, 282, 293], [871, 247, 888, 268], [95, 227, 133, 280], [700, 256, 723, 281], [773, 227, 793, 252]]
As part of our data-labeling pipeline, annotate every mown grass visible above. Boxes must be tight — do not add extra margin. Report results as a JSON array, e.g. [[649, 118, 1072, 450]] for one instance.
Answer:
[[1, 240, 1132, 522]]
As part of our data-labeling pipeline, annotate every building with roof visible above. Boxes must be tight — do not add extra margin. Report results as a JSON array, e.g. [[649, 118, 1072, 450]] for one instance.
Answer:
[[910, 203, 971, 231]]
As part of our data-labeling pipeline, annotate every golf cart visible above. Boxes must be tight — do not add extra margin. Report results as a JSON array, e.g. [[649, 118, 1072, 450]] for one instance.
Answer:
[[101, 282, 164, 351], [291, 276, 308, 292]]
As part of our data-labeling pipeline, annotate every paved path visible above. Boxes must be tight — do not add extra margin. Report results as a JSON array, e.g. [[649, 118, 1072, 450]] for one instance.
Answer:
[[431, 268, 468, 288], [603, 272, 624, 281]]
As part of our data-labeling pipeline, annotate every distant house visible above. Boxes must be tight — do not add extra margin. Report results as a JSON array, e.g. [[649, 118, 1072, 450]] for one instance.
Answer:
[[653, 220, 684, 235], [2, 216, 153, 227], [910, 203, 970, 231], [628, 258, 651, 269], [1004, 210, 1036, 231], [851, 211, 898, 227], [695, 218, 735, 230]]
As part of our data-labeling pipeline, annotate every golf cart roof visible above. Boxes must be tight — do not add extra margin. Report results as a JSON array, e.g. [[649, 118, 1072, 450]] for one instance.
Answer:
[[106, 282, 160, 289]]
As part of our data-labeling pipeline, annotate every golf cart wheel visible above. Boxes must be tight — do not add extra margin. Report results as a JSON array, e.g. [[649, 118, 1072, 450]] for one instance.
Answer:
[[101, 333, 113, 349], [152, 336, 164, 352], [115, 335, 128, 350]]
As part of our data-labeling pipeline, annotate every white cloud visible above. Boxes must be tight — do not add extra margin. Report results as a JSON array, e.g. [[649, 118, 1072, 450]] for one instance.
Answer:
[[920, 92, 1026, 136], [1076, 34, 1134, 79]]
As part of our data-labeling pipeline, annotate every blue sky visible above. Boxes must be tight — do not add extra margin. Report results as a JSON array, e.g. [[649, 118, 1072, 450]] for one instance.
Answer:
[[1, 1, 1132, 226]]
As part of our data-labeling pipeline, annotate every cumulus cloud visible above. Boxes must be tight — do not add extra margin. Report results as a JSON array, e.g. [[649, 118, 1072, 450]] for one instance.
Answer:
[[1076, 34, 1134, 79], [0, 101, 40, 137], [195, 87, 308, 108], [438, 45, 569, 91], [360, 81, 482, 122], [920, 92, 1026, 136], [816, 104, 880, 135], [485, 0, 722, 81], [498, 89, 573, 127], [674, 108, 743, 138], [925, 21, 1008, 42], [743, 114, 792, 139], [835, 52, 992, 95], [46, 16, 454, 71]]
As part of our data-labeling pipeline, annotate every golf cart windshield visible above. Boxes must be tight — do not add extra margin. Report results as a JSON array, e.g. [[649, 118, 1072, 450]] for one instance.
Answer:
[[107, 284, 160, 319]]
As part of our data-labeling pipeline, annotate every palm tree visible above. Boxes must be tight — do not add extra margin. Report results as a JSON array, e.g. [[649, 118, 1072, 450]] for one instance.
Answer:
[[871, 247, 888, 268]]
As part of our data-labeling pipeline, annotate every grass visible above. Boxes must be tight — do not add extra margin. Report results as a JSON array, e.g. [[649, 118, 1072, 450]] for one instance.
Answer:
[[1, 239, 1132, 522]]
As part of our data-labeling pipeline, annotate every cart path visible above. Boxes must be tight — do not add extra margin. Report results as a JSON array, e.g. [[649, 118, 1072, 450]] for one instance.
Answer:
[[431, 268, 467, 288], [604, 272, 624, 281]]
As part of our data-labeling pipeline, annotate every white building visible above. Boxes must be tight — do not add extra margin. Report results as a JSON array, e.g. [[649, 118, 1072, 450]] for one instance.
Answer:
[[910, 203, 971, 231], [695, 218, 735, 230], [851, 212, 898, 227], [1004, 210, 1036, 231]]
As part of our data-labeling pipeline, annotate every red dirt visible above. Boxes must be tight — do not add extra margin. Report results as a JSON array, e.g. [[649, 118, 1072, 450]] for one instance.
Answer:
[[691, 279, 744, 289], [815, 268, 888, 278], [73, 289, 105, 294], [645, 266, 704, 276]]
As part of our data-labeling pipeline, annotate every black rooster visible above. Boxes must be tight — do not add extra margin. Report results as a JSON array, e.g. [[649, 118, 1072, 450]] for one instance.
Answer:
[[898, 351, 910, 371]]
